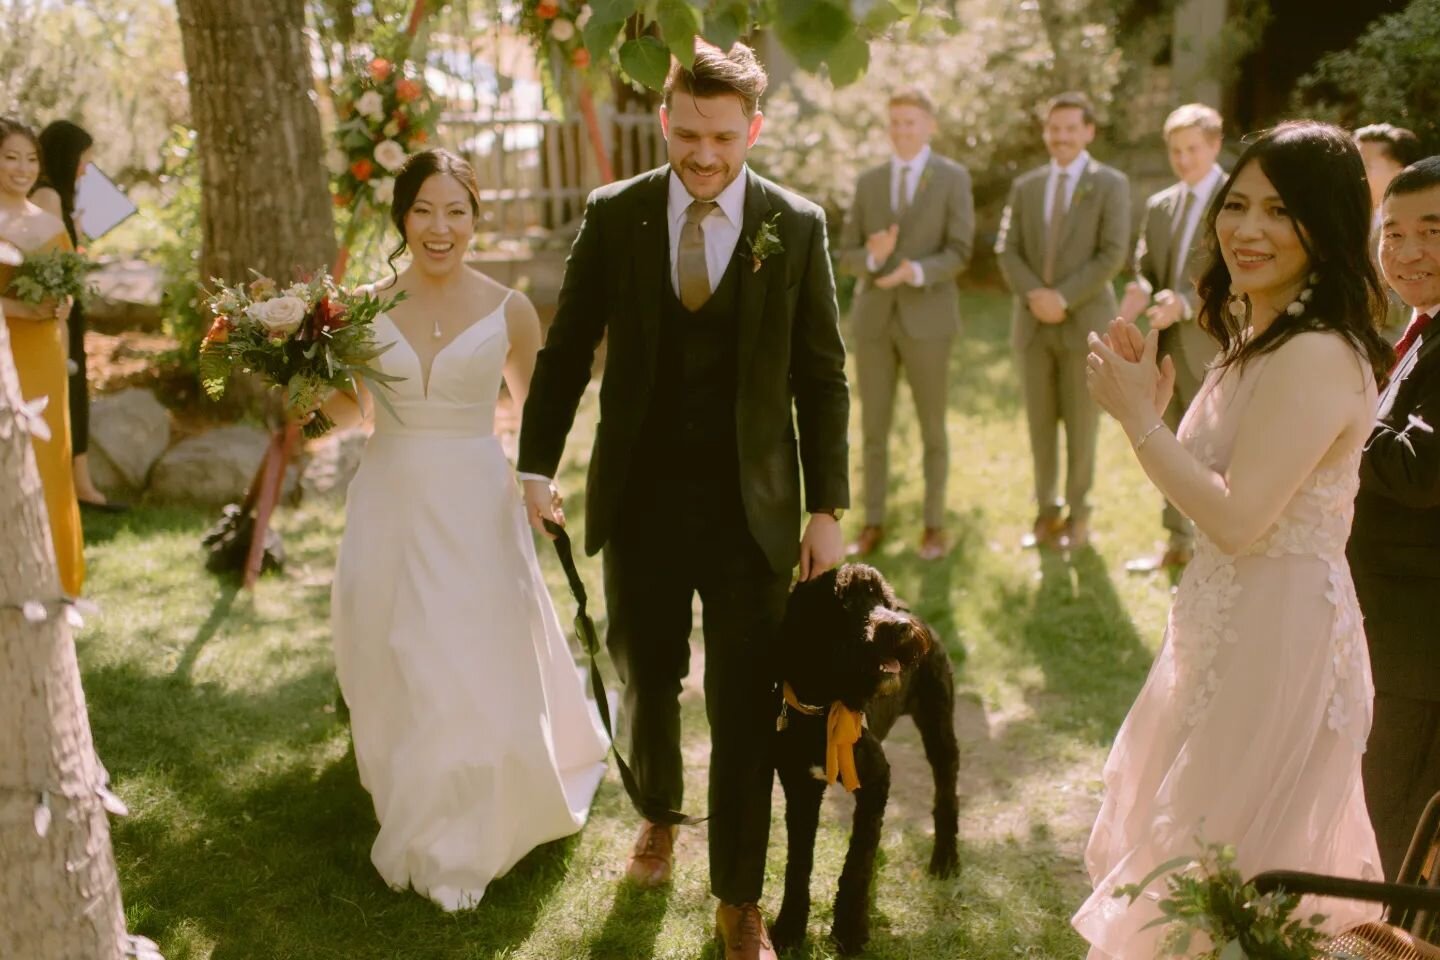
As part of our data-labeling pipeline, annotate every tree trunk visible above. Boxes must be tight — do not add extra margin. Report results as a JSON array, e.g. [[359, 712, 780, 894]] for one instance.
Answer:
[[175, 0, 337, 285], [0, 317, 127, 959]]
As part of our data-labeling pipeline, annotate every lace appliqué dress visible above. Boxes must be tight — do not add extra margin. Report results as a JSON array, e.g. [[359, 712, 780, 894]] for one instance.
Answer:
[[1073, 358, 1382, 958], [330, 301, 608, 911]]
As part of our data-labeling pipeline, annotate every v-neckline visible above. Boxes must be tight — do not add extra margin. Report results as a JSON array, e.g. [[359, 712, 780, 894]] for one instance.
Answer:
[[381, 299, 507, 398]]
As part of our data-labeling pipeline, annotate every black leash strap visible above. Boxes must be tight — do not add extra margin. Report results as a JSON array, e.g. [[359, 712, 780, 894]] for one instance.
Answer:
[[544, 519, 706, 826]]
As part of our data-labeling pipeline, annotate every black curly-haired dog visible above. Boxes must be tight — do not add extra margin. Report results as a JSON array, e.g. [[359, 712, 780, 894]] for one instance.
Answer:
[[770, 563, 960, 954]]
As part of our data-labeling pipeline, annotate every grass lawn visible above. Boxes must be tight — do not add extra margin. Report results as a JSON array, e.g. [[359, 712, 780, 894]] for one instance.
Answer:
[[78, 289, 1177, 959]]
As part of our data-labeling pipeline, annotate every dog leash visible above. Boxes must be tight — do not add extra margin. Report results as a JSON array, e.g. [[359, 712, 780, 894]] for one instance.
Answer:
[[543, 518, 706, 826]]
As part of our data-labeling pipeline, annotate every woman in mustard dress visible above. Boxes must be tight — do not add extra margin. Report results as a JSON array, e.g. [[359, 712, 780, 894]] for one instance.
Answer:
[[0, 117, 85, 596]]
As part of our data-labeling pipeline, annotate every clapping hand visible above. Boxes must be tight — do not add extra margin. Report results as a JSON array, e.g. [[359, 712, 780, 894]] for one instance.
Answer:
[[1118, 282, 1149, 325], [866, 224, 899, 266], [1086, 319, 1176, 429], [1027, 288, 1067, 324], [1145, 289, 1185, 330], [874, 259, 918, 289]]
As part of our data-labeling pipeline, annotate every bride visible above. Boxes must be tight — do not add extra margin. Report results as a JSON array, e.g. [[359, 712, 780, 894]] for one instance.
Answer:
[[326, 148, 608, 911], [1074, 121, 1389, 956]]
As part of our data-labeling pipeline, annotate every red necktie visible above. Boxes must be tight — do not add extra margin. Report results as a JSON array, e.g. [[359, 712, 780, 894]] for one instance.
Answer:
[[1392, 312, 1433, 374]]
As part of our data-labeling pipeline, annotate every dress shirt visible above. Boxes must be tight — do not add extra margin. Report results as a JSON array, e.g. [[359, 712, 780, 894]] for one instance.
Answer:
[[667, 167, 746, 297], [1044, 151, 1092, 224], [1169, 164, 1224, 285], [865, 145, 931, 286]]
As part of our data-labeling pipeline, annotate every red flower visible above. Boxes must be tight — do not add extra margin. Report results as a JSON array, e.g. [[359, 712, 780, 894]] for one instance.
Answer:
[[395, 78, 422, 103], [411, 128, 428, 145], [350, 157, 373, 181], [203, 316, 231, 345], [571, 47, 591, 68], [334, 192, 352, 207], [369, 58, 393, 82], [536, 1, 559, 19]]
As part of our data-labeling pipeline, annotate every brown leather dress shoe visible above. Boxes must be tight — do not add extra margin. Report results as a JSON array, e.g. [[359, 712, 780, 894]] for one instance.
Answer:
[[716, 901, 777, 960], [1021, 515, 1065, 550], [1125, 543, 1194, 574], [846, 524, 884, 557], [625, 821, 676, 887], [918, 526, 948, 560]]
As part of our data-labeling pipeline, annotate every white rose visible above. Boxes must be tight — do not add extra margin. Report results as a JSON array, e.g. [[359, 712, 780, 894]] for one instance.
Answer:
[[355, 90, 385, 119], [576, 4, 593, 28], [374, 139, 406, 172], [372, 177, 396, 205], [550, 18, 576, 41], [282, 282, 311, 301], [326, 148, 348, 176], [257, 296, 307, 338]]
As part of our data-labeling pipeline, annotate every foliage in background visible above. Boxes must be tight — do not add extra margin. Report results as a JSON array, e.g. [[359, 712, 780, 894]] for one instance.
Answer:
[[750, 0, 1123, 265], [1114, 843, 1334, 960], [1296, 0, 1440, 152], [0, 0, 188, 184]]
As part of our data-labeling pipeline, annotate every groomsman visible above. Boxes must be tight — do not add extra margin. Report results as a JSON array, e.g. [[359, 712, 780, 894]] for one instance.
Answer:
[[838, 87, 975, 560], [1349, 155, 1440, 880], [996, 92, 1129, 549], [1120, 104, 1224, 574]]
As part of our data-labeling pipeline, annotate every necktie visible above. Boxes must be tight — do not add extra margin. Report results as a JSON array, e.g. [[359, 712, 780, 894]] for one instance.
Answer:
[[896, 164, 912, 220], [1392, 312, 1433, 373], [1168, 188, 1197, 289], [1042, 171, 1070, 286], [678, 200, 718, 311]]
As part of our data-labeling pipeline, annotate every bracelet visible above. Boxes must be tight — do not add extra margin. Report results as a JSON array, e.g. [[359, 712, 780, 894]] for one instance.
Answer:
[[1134, 422, 1166, 451]]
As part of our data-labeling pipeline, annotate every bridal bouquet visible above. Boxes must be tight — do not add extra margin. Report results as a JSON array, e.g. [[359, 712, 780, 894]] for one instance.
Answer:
[[197, 271, 403, 438], [6, 248, 96, 305]]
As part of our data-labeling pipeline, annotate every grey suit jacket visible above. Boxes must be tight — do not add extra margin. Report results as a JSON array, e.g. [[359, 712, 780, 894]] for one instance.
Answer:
[[837, 153, 975, 340], [1134, 179, 1222, 385], [995, 158, 1130, 347]]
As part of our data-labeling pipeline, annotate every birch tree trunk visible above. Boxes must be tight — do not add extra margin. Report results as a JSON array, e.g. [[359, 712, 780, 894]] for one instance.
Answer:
[[175, 0, 337, 284], [0, 316, 127, 958]]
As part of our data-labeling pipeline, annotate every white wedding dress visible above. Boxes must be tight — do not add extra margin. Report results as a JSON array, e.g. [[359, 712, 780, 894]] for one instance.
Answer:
[[331, 296, 609, 911]]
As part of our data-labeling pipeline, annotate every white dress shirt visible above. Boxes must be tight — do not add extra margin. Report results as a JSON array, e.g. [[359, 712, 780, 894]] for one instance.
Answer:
[[667, 167, 747, 296], [1044, 150, 1091, 224], [1170, 164, 1224, 283], [865, 145, 930, 285]]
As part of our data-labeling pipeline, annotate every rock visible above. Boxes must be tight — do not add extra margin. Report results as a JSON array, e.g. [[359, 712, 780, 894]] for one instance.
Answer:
[[300, 427, 368, 498], [87, 388, 171, 494], [149, 425, 299, 504]]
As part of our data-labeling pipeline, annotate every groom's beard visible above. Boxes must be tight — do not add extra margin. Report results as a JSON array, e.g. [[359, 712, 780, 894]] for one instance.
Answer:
[[680, 160, 738, 201]]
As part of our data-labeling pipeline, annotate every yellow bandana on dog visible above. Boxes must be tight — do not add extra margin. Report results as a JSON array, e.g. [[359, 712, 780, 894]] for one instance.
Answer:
[[781, 682, 864, 792]]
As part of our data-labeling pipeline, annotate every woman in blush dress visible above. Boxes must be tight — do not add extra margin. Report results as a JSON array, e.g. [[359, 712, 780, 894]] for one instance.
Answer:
[[1074, 121, 1392, 957], [326, 149, 608, 911]]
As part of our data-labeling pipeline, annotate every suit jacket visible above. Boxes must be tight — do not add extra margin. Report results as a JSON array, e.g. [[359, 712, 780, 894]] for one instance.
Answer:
[[836, 153, 975, 340], [995, 158, 1130, 347], [1133, 180, 1221, 385], [1348, 326, 1440, 699], [517, 166, 851, 573]]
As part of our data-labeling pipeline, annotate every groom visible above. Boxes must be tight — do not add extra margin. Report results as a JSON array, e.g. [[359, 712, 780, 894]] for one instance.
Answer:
[[517, 41, 850, 960]]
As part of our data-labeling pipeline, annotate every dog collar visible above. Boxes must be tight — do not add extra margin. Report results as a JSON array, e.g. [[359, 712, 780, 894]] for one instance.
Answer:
[[779, 682, 864, 792]]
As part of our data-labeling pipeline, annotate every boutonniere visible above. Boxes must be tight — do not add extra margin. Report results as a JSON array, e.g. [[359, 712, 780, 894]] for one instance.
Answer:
[[1072, 178, 1095, 204], [746, 212, 784, 273], [915, 165, 933, 197]]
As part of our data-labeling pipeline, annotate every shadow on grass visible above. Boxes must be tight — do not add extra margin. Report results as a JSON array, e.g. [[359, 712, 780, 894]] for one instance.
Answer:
[[589, 882, 671, 959]]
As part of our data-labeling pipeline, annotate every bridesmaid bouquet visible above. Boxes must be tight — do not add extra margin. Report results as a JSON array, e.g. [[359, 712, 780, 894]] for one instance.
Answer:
[[6, 248, 96, 305], [197, 271, 403, 438]]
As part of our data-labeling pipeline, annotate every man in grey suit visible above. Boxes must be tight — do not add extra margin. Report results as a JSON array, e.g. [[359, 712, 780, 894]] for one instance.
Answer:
[[996, 92, 1129, 550], [838, 87, 975, 560], [1118, 103, 1224, 573]]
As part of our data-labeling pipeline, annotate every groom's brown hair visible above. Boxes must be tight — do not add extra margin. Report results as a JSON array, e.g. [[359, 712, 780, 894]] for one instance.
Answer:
[[664, 41, 769, 118]]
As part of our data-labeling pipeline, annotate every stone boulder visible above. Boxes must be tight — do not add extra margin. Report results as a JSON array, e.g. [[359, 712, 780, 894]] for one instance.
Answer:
[[300, 427, 368, 499], [149, 425, 299, 505], [87, 388, 171, 494]]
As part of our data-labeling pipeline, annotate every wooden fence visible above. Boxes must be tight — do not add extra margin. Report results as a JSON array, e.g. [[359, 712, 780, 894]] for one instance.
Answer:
[[437, 108, 666, 237]]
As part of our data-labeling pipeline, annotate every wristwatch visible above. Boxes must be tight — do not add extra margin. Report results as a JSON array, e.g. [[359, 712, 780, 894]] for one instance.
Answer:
[[811, 507, 845, 521]]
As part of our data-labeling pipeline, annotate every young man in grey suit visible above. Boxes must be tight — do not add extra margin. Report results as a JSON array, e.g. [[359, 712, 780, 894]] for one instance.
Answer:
[[1118, 103, 1225, 574], [838, 88, 975, 560], [996, 92, 1130, 550]]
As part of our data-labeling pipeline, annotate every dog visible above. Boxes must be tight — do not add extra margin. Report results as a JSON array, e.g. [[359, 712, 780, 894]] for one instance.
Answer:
[[769, 562, 961, 954]]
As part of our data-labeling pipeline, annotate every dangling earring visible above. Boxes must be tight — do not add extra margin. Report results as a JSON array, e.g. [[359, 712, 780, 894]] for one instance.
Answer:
[[1228, 289, 1248, 319], [1284, 272, 1320, 318]]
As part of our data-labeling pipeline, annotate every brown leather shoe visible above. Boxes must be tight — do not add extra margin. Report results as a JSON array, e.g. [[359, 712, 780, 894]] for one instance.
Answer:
[[625, 820, 676, 887], [1021, 515, 1065, 550], [1125, 543, 1194, 574], [716, 901, 777, 960], [846, 524, 884, 557], [1061, 517, 1090, 550], [918, 526, 948, 560]]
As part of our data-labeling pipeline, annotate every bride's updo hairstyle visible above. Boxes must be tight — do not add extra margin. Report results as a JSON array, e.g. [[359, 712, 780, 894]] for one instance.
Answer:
[[385, 148, 482, 280], [1195, 120, 1392, 384]]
